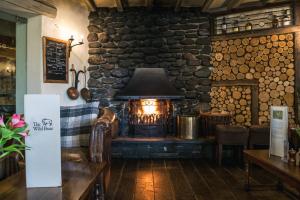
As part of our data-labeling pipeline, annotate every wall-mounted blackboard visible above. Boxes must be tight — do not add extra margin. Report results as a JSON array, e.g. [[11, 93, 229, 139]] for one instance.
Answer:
[[43, 36, 69, 83]]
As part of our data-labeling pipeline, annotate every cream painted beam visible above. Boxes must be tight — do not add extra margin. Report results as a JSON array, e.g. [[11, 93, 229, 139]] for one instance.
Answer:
[[2, 0, 57, 18], [83, 0, 97, 11], [115, 0, 124, 12]]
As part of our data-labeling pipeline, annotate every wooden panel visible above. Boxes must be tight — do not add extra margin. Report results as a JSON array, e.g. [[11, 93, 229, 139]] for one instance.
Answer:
[[2, 0, 57, 18]]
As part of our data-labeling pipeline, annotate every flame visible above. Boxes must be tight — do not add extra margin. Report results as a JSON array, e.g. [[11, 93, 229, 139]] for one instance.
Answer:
[[138, 99, 160, 115]]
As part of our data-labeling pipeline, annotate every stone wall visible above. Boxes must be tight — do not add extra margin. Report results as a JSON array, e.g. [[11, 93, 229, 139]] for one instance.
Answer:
[[87, 8, 212, 135]]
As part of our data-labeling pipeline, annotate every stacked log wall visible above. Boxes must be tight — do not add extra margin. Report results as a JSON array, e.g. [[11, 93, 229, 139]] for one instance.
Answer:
[[210, 33, 295, 125]]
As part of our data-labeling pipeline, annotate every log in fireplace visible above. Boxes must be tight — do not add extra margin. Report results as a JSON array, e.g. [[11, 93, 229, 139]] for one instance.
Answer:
[[115, 68, 183, 137]]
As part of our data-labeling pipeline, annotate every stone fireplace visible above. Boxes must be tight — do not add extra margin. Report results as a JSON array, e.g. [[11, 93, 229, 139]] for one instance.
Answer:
[[115, 68, 183, 137], [87, 8, 212, 137]]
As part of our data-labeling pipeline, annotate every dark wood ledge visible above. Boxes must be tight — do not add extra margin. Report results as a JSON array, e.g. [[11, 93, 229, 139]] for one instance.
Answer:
[[212, 26, 300, 41], [0, 148, 107, 200]]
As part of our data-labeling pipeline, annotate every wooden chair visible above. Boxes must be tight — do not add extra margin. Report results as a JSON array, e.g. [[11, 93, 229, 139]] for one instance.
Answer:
[[216, 124, 249, 165], [248, 125, 270, 149]]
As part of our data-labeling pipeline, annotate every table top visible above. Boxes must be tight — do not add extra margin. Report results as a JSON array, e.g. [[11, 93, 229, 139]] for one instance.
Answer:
[[244, 150, 300, 185], [0, 148, 106, 200], [200, 111, 231, 117]]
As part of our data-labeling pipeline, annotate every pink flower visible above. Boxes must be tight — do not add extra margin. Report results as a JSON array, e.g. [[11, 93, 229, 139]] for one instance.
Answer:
[[0, 115, 4, 127], [10, 114, 26, 128], [18, 132, 28, 137]]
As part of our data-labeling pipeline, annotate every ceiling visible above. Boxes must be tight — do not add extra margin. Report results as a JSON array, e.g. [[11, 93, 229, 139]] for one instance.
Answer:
[[84, 0, 291, 13]]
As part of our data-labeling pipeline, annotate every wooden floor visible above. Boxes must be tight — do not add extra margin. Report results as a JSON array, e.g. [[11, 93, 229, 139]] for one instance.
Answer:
[[106, 159, 294, 200]]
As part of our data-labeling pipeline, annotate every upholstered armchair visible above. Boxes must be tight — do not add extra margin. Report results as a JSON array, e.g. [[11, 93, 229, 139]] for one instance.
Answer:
[[89, 107, 119, 163]]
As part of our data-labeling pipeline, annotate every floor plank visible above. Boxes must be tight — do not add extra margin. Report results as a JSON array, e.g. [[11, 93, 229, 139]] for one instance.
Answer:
[[134, 160, 154, 200], [114, 160, 138, 200], [179, 160, 214, 200], [165, 160, 196, 200], [152, 160, 175, 200], [106, 159, 126, 200], [107, 159, 293, 200], [193, 160, 237, 200]]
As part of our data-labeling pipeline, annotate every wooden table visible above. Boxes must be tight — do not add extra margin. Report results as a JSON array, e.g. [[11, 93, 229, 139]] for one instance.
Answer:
[[0, 148, 108, 200], [199, 112, 231, 137], [244, 149, 300, 194]]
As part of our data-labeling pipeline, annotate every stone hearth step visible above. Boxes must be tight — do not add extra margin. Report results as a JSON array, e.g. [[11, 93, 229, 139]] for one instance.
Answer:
[[112, 137, 215, 159]]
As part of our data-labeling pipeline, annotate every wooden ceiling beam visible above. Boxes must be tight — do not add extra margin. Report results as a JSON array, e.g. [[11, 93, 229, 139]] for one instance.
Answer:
[[226, 0, 242, 9], [145, 0, 154, 10], [175, 0, 183, 12], [115, 0, 124, 12], [2, 0, 57, 18], [202, 0, 215, 12], [83, 0, 96, 12]]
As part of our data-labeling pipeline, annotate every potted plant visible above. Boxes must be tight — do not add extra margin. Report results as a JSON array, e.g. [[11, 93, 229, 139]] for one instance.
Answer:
[[0, 114, 28, 179]]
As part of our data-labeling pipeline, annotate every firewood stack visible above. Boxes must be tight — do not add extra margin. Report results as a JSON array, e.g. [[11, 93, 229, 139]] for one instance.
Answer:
[[210, 86, 252, 126], [210, 33, 295, 125]]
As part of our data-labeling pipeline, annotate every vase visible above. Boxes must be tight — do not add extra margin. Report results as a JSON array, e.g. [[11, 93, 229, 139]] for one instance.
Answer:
[[0, 154, 19, 181], [0, 156, 7, 180]]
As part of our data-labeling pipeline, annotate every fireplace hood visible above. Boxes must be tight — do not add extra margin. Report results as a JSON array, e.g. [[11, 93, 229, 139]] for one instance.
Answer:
[[115, 68, 184, 100]]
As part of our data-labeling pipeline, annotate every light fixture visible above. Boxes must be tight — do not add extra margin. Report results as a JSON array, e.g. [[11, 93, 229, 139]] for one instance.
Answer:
[[68, 35, 84, 57]]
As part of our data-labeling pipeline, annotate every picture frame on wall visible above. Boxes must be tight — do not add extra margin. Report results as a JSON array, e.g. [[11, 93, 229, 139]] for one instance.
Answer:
[[43, 36, 69, 83]]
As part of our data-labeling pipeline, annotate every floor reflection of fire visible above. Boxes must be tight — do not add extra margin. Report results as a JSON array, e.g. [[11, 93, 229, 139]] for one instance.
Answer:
[[128, 99, 172, 137]]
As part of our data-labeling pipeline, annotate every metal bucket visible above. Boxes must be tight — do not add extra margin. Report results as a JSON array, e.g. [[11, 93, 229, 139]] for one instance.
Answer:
[[177, 115, 199, 139]]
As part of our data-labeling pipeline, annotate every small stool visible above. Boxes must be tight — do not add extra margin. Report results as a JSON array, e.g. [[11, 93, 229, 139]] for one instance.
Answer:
[[248, 125, 270, 149], [216, 125, 249, 165]]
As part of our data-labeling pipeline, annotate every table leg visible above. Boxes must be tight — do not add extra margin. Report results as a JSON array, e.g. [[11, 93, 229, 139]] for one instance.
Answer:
[[245, 160, 251, 191], [276, 179, 283, 191]]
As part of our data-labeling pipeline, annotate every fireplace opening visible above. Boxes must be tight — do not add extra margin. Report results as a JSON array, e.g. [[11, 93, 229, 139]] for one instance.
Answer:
[[128, 99, 173, 137], [115, 68, 184, 137]]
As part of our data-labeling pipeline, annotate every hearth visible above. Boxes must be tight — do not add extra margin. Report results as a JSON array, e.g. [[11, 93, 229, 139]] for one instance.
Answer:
[[115, 68, 183, 137], [128, 99, 172, 137]]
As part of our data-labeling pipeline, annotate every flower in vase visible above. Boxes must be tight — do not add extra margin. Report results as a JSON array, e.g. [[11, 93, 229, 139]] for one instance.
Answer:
[[10, 114, 26, 129], [0, 116, 4, 127]]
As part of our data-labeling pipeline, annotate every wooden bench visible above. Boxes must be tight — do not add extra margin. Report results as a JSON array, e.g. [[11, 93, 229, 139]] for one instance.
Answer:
[[0, 148, 108, 200]]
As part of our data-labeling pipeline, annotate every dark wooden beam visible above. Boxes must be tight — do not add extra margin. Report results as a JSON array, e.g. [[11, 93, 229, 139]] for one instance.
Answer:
[[2, 0, 57, 18], [212, 26, 300, 41], [202, 0, 215, 12], [145, 0, 153, 10], [115, 0, 124, 12], [226, 0, 242, 9], [83, 0, 96, 12], [175, 0, 183, 12], [294, 0, 300, 123], [210, 1, 291, 15]]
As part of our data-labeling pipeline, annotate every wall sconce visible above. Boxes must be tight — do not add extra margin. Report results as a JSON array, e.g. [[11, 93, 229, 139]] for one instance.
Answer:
[[68, 35, 84, 57]]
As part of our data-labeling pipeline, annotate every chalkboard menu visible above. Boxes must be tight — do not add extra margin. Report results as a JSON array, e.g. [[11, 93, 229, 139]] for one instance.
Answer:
[[43, 37, 69, 83]]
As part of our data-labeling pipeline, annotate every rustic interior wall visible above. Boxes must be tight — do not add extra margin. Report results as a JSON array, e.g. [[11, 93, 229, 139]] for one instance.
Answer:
[[87, 8, 212, 134], [210, 33, 295, 125]]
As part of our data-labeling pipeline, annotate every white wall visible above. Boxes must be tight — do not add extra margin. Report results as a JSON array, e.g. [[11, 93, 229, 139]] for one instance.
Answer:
[[27, 0, 89, 106]]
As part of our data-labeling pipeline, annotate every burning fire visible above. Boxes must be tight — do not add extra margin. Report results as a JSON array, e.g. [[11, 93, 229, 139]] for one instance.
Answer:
[[138, 99, 160, 115]]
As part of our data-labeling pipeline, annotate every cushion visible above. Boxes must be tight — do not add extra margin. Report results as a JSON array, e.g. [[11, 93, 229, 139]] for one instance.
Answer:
[[60, 102, 99, 147]]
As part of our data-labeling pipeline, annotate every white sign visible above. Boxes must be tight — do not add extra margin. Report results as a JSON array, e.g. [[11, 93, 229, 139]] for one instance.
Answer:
[[24, 95, 61, 188], [269, 106, 288, 159]]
